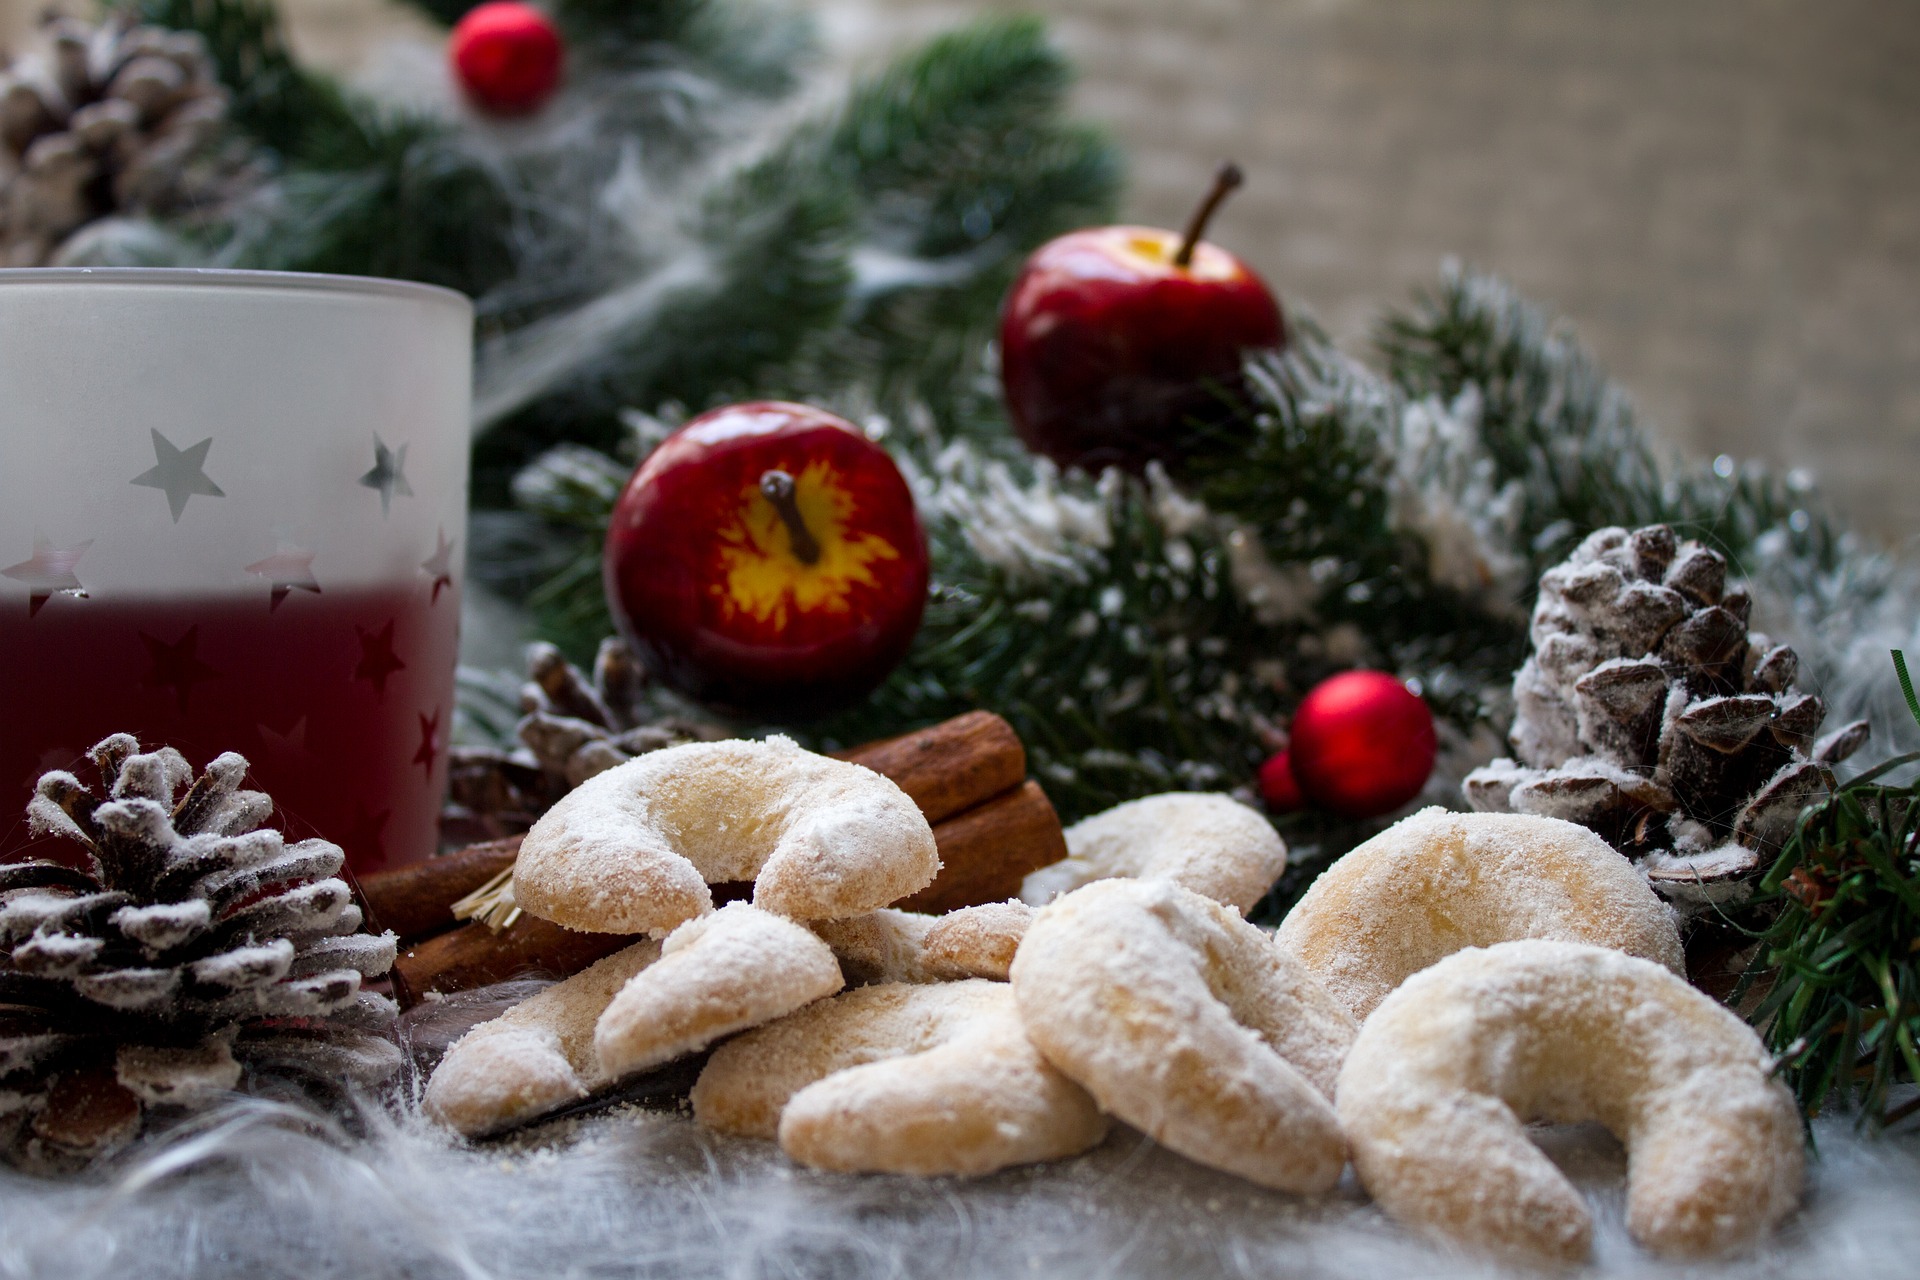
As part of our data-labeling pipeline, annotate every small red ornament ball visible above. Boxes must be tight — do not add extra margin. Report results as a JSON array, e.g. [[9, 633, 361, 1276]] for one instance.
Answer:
[[1287, 670, 1436, 818], [603, 401, 929, 720], [1257, 749, 1305, 813], [450, 2, 563, 116]]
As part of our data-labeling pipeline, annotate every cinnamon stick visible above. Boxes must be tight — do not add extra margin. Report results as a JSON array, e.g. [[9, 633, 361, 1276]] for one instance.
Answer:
[[360, 837, 522, 942], [898, 780, 1067, 914], [389, 881, 757, 1004], [835, 710, 1026, 825], [393, 916, 632, 999]]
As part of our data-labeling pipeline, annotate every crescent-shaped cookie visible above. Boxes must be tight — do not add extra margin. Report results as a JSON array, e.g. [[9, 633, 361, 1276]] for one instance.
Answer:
[[1276, 807, 1682, 1021], [514, 736, 939, 935], [1337, 940, 1803, 1262]]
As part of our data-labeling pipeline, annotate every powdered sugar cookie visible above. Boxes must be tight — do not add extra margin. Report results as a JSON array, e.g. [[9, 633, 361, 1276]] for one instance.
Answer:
[[514, 736, 939, 935], [594, 902, 842, 1078], [1337, 940, 1802, 1263], [692, 979, 1107, 1175], [1276, 807, 1682, 1021], [1020, 792, 1287, 915], [810, 901, 1033, 985], [1010, 878, 1354, 1192], [423, 939, 661, 1137]]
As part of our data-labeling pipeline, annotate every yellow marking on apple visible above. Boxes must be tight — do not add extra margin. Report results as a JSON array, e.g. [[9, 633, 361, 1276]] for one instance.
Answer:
[[715, 460, 901, 628]]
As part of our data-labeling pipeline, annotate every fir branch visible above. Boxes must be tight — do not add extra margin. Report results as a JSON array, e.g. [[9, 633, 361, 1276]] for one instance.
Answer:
[[1378, 263, 1848, 579], [129, 0, 520, 293], [824, 17, 1120, 404], [550, 0, 809, 98], [129, 0, 367, 164], [1738, 741, 1920, 1127], [221, 119, 519, 294], [475, 15, 1115, 477]]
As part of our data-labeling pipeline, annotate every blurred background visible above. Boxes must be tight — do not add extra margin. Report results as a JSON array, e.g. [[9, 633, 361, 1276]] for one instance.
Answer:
[[7, 0, 1916, 545]]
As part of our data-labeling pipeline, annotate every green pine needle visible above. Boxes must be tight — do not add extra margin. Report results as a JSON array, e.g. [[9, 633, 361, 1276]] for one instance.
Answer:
[[1894, 650, 1920, 730]]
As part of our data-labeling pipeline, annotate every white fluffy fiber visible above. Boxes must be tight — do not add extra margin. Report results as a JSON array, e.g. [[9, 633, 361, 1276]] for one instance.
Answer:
[[1, 1094, 1916, 1280]]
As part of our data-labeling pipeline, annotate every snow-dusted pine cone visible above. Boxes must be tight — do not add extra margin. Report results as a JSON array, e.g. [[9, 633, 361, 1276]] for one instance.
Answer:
[[0, 14, 248, 267], [1464, 524, 1868, 906], [443, 638, 727, 841], [0, 735, 400, 1168]]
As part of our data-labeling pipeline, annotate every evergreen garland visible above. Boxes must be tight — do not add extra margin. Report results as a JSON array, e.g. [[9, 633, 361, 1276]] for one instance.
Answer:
[[495, 265, 1869, 921]]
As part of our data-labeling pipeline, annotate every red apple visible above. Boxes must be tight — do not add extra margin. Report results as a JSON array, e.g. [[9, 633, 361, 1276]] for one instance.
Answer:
[[603, 401, 929, 719], [999, 163, 1284, 473]]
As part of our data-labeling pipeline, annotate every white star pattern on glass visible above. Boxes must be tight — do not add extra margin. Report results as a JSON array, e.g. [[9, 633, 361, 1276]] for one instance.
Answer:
[[243, 544, 323, 611], [130, 428, 225, 522], [420, 527, 456, 603], [359, 433, 414, 516], [1, 534, 91, 616]]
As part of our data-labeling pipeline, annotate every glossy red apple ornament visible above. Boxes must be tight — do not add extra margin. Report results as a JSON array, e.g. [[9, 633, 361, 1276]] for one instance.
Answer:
[[1000, 163, 1284, 473], [450, 1, 564, 116], [604, 401, 929, 720], [1287, 670, 1436, 819]]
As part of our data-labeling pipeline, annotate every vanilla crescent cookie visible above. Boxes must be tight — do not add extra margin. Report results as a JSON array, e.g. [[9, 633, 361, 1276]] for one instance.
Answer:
[[691, 979, 1108, 1176], [1009, 878, 1355, 1192], [594, 901, 843, 1078], [809, 901, 1033, 985], [1337, 940, 1802, 1263], [1020, 792, 1288, 915], [423, 939, 662, 1137], [1276, 807, 1682, 1021], [513, 736, 940, 935]]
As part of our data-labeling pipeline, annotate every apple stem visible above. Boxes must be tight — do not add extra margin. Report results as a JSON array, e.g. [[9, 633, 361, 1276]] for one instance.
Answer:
[[1173, 161, 1244, 268], [759, 469, 822, 565]]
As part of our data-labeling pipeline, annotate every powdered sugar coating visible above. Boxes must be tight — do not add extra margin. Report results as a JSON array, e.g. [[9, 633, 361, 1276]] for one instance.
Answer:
[[593, 902, 843, 1078], [691, 979, 1107, 1176], [1337, 940, 1802, 1263], [514, 736, 940, 935], [1276, 807, 1682, 1021], [1019, 792, 1287, 915], [423, 939, 662, 1137], [1010, 878, 1355, 1192], [809, 901, 1033, 985]]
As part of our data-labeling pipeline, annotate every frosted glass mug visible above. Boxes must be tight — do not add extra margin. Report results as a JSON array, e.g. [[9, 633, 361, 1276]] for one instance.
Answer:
[[0, 269, 472, 873]]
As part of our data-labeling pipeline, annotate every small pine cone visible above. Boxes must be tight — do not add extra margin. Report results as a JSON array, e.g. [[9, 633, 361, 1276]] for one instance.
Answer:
[[0, 735, 399, 1168], [0, 14, 251, 267], [1464, 524, 1868, 907], [440, 638, 729, 842]]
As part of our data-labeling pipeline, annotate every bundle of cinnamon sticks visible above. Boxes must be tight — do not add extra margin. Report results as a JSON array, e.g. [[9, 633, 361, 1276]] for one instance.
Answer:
[[360, 712, 1066, 1003]]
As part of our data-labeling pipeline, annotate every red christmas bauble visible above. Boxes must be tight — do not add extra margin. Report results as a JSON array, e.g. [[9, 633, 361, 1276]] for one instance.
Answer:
[[603, 401, 929, 720], [450, 2, 563, 116], [1257, 749, 1305, 813], [1288, 670, 1436, 818]]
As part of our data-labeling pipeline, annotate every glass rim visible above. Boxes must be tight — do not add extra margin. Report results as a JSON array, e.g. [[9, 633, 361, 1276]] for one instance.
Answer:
[[0, 266, 471, 313]]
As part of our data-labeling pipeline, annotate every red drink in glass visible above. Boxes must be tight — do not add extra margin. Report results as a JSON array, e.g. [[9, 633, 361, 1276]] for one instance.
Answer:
[[0, 583, 459, 873]]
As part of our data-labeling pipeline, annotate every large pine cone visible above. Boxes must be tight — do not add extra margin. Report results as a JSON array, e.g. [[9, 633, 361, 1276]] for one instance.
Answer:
[[0, 15, 246, 267], [1464, 524, 1867, 905], [0, 735, 399, 1167]]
